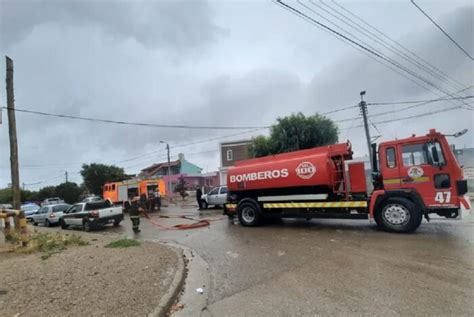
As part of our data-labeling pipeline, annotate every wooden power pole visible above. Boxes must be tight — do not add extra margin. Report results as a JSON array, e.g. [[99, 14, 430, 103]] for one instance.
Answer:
[[6, 56, 21, 210]]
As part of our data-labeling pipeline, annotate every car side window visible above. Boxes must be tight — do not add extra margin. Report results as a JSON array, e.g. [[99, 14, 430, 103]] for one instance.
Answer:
[[209, 188, 218, 195], [386, 147, 396, 168], [220, 187, 228, 194]]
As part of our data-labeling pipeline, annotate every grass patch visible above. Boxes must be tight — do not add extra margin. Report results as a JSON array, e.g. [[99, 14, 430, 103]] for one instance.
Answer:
[[105, 239, 140, 248], [13, 231, 89, 259]]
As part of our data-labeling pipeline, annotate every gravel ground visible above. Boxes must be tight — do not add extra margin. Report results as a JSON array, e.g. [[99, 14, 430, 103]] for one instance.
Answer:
[[0, 234, 181, 317]]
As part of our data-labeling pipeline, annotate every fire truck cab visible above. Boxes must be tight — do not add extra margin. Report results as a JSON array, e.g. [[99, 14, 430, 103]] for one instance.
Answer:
[[372, 129, 470, 231]]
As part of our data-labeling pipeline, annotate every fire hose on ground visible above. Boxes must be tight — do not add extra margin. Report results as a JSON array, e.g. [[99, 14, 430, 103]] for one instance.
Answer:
[[142, 212, 228, 230]]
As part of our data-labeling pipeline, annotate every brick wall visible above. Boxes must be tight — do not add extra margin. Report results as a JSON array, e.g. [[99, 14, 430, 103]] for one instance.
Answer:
[[221, 142, 251, 167]]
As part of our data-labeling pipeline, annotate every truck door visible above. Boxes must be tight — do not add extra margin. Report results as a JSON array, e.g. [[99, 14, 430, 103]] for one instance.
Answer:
[[217, 186, 228, 205], [207, 187, 219, 205], [398, 141, 453, 208]]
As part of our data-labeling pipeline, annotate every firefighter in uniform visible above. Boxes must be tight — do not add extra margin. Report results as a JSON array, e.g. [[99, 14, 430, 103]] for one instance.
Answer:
[[129, 196, 143, 233]]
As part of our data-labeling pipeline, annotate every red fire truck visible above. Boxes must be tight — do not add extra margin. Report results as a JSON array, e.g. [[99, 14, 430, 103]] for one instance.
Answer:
[[225, 129, 471, 233]]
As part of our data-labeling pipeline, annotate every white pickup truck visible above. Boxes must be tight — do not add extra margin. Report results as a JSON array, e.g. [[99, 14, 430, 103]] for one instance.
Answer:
[[60, 200, 124, 232]]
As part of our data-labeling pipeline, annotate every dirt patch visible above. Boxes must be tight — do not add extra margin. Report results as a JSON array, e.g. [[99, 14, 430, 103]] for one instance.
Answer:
[[0, 234, 181, 317]]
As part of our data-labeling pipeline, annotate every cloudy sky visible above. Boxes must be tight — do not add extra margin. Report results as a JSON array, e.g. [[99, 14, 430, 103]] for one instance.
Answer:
[[0, 0, 473, 190]]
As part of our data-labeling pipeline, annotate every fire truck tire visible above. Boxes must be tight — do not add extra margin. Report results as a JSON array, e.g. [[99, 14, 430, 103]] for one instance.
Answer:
[[376, 197, 422, 233], [238, 199, 262, 227]]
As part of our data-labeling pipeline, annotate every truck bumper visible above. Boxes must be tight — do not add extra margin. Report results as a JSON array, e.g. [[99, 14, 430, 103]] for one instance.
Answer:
[[225, 204, 237, 215], [90, 214, 124, 226], [459, 195, 472, 219]]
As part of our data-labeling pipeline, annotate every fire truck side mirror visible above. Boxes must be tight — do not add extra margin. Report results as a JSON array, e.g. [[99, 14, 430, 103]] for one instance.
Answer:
[[431, 145, 440, 165]]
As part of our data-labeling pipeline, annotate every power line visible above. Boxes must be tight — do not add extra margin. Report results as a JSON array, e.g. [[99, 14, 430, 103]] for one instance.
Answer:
[[0, 106, 270, 130], [336, 89, 472, 123], [328, 0, 472, 93], [319, 104, 358, 115], [367, 94, 474, 106], [312, 0, 469, 96], [276, 0, 473, 113], [411, 0, 474, 61], [297, 0, 474, 110]]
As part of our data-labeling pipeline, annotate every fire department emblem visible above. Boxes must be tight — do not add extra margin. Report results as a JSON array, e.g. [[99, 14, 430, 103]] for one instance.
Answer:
[[296, 162, 316, 179], [408, 166, 424, 178]]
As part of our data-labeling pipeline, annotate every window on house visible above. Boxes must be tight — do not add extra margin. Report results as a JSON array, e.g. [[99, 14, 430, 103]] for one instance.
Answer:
[[226, 149, 233, 161]]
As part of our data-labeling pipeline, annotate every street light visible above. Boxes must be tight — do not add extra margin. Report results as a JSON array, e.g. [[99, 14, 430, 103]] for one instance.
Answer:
[[160, 141, 172, 202]]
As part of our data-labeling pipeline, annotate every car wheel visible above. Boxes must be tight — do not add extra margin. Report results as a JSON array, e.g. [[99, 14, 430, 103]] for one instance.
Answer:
[[45, 219, 51, 227], [113, 219, 121, 227], [60, 219, 69, 229], [237, 199, 262, 227], [32, 220, 38, 226], [83, 220, 92, 232], [375, 197, 422, 233], [202, 201, 208, 209]]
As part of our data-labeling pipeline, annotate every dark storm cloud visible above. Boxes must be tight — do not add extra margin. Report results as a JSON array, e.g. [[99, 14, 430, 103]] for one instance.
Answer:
[[0, 1, 472, 189], [1, 0, 222, 50]]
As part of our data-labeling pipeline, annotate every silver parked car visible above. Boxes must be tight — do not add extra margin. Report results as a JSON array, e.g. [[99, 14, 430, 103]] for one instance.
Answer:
[[82, 196, 103, 203], [42, 197, 65, 206], [201, 186, 228, 209], [31, 203, 71, 227], [21, 203, 41, 221]]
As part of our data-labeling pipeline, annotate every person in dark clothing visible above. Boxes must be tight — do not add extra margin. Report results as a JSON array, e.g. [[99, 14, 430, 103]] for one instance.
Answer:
[[129, 196, 143, 233], [196, 187, 203, 210], [154, 190, 161, 211], [148, 190, 156, 212], [139, 193, 148, 212]]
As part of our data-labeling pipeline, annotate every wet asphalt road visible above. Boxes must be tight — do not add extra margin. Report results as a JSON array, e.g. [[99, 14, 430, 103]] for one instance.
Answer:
[[81, 205, 474, 316]]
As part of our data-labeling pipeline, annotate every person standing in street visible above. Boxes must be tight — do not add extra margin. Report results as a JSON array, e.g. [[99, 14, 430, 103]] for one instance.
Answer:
[[155, 189, 161, 211], [129, 196, 143, 234], [148, 189, 156, 212], [196, 186, 203, 210]]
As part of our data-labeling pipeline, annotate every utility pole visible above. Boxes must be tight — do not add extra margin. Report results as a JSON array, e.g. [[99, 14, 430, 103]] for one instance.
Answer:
[[6, 56, 20, 211], [160, 141, 172, 202], [359, 91, 374, 170], [65, 171, 68, 183]]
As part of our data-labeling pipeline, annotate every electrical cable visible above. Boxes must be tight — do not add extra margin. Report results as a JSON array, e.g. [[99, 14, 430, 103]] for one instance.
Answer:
[[276, 0, 473, 111], [411, 0, 474, 61], [0, 106, 270, 130], [328, 0, 473, 91]]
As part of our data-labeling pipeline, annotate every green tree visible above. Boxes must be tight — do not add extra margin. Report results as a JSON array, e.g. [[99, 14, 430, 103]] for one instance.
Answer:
[[38, 186, 56, 201], [173, 176, 188, 200], [0, 187, 13, 204], [80, 163, 129, 195], [0, 187, 40, 204], [54, 182, 83, 204], [250, 112, 339, 157]]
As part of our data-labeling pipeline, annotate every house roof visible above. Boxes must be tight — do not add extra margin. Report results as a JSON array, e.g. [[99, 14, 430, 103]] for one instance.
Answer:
[[141, 160, 180, 175]]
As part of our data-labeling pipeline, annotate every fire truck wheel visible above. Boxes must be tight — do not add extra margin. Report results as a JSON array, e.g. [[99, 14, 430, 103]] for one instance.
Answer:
[[238, 200, 262, 227], [376, 197, 422, 233]]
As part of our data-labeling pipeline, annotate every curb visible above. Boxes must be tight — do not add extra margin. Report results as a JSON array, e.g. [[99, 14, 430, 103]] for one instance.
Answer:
[[149, 245, 186, 317]]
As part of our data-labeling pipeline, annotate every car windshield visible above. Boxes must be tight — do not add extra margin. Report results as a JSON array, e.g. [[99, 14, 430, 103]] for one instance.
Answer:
[[85, 200, 112, 211], [52, 204, 70, 212], [21, 205, 38, 211]]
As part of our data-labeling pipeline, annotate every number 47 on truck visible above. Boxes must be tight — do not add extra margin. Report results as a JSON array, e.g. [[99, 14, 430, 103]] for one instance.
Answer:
[[225, 129, 471, 233]]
